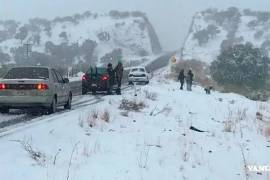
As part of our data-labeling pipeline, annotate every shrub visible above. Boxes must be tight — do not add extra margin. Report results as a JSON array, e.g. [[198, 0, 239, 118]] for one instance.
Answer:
[[109, 10, 130, 19], [211, 43, 270, 89], [119, 99, 145, 112], [87, 111, 98, 128], [100, 110, 110, 123], [193, 25, 220, 46]]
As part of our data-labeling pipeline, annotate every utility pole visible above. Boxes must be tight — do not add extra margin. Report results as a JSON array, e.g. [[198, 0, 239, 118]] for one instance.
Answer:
[[24, 40, 32, 60]]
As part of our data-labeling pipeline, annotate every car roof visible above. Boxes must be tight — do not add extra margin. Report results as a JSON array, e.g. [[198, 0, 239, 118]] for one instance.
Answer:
[[10, 66, 51, 70], [130, 67, 145, 69]]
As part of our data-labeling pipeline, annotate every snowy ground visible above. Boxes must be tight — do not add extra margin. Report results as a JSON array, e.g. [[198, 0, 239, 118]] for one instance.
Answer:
[[0, 73, 270, 180]]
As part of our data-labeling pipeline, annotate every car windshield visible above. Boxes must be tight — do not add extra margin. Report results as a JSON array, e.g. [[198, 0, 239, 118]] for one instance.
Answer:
[[131, 68, 145, 72], [4, 67, 49, 79]]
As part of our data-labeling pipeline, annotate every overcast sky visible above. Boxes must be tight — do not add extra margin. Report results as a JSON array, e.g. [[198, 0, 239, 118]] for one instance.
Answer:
[[0, 0, 270, 51]]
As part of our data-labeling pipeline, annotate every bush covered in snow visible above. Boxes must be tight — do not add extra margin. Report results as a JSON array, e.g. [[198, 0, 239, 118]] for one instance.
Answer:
[[193, 25, 220, 46], [211, 43, 270, 89], [119, 98, 145, 112]]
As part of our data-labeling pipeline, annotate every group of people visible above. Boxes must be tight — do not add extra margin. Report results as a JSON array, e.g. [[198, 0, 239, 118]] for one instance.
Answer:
[[106, 60, 124, 95], [178, 69, 194, 91]]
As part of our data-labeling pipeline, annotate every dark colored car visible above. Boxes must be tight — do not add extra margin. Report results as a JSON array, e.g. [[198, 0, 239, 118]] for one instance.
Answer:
[[82, 67, 115, 95]]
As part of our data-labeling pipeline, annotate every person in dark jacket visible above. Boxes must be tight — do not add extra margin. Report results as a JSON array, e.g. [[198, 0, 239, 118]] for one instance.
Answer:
[[178, 69, 185, 90], [114, 60, 124, 95], [107, 63, 115, 95], [186, 69, 194, 91]]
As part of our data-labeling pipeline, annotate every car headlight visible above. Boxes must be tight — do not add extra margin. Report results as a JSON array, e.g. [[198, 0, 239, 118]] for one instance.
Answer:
[[142, 74, 146, 77], [129, 74, 133, 77]]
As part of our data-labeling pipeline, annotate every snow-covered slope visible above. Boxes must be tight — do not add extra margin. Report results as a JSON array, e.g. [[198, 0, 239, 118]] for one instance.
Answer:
[[0, 11, 162, 66], [0, 72, 269, 180], [180, 8, 270, 64]]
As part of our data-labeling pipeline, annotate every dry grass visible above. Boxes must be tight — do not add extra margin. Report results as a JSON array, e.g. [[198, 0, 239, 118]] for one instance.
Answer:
[[236, 108, 248, 122], [119, 98, 145, 112], [144, 90, 158, 101], [78, 110, 111, 129], [224, 120, 233, 132], [100, 110, 110, 123], [264, 126, 270, 137], [223, 108, 250, 133], [20, 139, 47, 166], [87, 110, 98, 128], [78, 114, 84, 128]]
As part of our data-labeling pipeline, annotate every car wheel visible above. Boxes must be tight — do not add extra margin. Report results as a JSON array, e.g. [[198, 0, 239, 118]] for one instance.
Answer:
[[128, 81, 133, 85], [145, 80, 149, 85], [64, 93, 72, 110], [48, 97, 57, 114], [82, 88, 87, 95], [0, 107, 9, 114], [92, 90, 97, 95]]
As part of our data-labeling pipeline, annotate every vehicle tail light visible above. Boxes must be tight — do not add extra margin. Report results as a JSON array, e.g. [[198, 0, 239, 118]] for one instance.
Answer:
[[82, 75, 87, 81], [0, 83, 6, 90], [101, 75, 109, 81], [36, 83, 48, 90]]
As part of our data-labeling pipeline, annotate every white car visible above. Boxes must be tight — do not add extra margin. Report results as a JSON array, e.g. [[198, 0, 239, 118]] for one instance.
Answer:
[[128, 67, 150, 85]]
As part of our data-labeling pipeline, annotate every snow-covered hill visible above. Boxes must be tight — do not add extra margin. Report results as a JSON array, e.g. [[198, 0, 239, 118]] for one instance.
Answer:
[[0, 71, 269, 180], [0, 11, 162, 66], [180, 7, 270, 64]]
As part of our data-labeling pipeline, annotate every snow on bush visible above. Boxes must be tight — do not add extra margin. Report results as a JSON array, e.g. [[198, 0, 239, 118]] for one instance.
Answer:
[[119, 98, 145, 112], [78, 109, 111, 129], [100, 110, 110, 123]]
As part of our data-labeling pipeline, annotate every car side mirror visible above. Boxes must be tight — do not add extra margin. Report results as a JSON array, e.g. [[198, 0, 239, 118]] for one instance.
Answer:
[[63, 78, 69, 83]]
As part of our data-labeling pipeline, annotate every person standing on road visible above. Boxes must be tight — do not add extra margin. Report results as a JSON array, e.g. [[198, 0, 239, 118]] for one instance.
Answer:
[[186, 69, 194, 91], [178, 69, 185, 90], [114, 60, 124, 95], [107, 63, 115, 95]]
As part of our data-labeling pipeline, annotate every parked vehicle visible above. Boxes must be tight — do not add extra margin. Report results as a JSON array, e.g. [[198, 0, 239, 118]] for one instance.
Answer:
[[82, 66, 116, 95], [128, 66, 150, 85], [0, 66, 72, 114]]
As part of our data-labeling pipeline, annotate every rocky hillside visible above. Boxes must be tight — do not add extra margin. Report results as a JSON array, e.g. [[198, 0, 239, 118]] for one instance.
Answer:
[[180, 7, 270, 64], [0, 10, 162, 67]]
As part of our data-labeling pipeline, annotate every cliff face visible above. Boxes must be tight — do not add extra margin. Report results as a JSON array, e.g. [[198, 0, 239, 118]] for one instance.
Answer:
[[0, 10, 162, 66]]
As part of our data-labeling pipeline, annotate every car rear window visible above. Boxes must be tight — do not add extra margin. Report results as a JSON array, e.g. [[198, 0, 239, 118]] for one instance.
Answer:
[[131, 68, 145, 72], [87, 67, 107, 76], [4, 67, 49, 79]]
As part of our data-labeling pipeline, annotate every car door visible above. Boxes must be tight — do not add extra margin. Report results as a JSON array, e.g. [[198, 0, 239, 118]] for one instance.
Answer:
[[54, 70, 69, 103], [52, 69, 64, 104], [50, 69, 59, 94]]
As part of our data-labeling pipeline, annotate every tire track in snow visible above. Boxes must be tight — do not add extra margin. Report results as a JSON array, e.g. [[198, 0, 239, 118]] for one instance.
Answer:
[[0, 85, 132, 136]]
